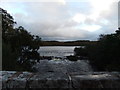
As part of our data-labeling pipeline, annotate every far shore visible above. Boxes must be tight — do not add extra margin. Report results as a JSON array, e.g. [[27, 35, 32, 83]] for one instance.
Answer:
[[40, 40, 97, 46]]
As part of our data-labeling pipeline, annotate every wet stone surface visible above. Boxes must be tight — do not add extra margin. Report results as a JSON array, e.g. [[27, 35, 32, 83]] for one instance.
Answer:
[[33, 59, 93, 74], [1, 59, 120, 89], [1, 71, 120, 89]]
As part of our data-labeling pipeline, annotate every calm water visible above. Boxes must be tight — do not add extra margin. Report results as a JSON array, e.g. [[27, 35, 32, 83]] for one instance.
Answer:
[[38, 46, 80, 57]]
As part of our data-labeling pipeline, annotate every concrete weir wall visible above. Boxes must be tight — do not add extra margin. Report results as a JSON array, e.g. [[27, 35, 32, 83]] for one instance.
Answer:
[[1, 71, 120, 89]]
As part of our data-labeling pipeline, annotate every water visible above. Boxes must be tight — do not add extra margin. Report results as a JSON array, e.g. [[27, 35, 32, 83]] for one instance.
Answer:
[[36, 46, 93, 73], [34, 59, 93, 73], [38, 46, 80, 57]]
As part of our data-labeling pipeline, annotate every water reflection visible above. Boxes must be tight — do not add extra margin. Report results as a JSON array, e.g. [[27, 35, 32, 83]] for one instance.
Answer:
[[38, 46, 80, 57]]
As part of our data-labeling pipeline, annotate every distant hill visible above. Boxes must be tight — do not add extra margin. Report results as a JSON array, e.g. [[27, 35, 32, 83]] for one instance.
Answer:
[[40, 40, 97, 46]]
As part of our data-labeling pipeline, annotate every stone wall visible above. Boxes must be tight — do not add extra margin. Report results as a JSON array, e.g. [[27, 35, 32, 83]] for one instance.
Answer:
[[1, 71, 120, 89]]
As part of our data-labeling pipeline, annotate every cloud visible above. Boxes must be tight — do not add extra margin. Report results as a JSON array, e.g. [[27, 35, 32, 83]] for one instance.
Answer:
[[0, 0, 118, 41], [72, 13, 86, 23]]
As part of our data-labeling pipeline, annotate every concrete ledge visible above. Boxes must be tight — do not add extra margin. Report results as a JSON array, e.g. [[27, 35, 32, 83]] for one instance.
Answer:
[[1, 71, 120, 89]]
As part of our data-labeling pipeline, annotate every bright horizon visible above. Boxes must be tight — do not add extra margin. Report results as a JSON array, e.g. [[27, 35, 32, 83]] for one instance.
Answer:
[[0, 0, 119, 41]]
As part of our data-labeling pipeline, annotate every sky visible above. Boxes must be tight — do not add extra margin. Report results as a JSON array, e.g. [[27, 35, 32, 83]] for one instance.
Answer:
[[0, 0, 119, 41]]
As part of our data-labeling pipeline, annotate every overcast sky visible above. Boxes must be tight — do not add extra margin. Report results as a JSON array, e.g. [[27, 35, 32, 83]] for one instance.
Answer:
[[0, 0, 119, 41]]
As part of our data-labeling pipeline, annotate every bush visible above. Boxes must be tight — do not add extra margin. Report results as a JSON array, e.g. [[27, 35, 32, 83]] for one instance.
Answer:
[[1, 8, 41, 71], [74, 28, 120, 71]]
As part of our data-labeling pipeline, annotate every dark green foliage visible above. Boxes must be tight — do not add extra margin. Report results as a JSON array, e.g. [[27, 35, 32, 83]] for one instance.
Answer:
[[92, 29, 120, 71], [1, 8, 41, 71], [74, 47, 88, 57], [66, 55, 77, 61], [40, 40, 92, 46], [74, 28, 120, 71], [2, 42, 20, 71]]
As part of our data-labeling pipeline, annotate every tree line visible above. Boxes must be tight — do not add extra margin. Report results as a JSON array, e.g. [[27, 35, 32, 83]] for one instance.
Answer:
[[40, 40, 96, 46], [1, 8, 41, 71], [74, 28, 120, 71]]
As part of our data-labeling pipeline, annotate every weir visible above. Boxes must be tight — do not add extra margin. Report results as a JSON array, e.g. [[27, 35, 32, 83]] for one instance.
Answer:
[[2, 59, 120, 89], [1, 59, 120, 89], [1, 71, 120, 89]]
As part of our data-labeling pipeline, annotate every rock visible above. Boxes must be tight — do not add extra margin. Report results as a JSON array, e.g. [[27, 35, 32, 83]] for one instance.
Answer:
[[33, 59, 92, 74], [1, 71, 120, 89]]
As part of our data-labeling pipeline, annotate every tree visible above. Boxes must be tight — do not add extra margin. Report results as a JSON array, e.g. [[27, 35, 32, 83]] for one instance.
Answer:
[[1, 8, 41, 71], [88, 28, 120, 71], [74, 28, 120, 71]]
